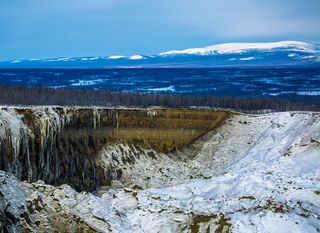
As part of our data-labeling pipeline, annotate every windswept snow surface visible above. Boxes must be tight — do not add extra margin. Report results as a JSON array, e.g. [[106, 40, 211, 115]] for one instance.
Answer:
[[13, 112, 320, 232]]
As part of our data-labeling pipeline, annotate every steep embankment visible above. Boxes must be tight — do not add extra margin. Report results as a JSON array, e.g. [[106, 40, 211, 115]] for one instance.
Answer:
[[0, 106, 229, 191], [1, 112, 319, 232]]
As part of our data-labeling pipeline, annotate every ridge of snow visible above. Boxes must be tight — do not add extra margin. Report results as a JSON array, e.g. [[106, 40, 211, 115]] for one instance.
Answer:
[[108, 55, 126, 60], [129, 55, 144, 60], [80, 56, 100, 61], [159, 41, 318, 56], [10, 60, 21, 63], [239, 56, 255, 61], [45, 57, 72, 62], [56, 57, 71, 61]]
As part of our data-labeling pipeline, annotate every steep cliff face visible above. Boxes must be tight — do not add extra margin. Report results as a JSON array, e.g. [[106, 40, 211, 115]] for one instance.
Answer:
[[0, 106, 229, 191]]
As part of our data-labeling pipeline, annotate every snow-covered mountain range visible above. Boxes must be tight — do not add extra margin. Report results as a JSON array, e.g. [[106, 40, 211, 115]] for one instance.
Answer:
[[1, 41, 319, 68], [159, 41, 318, 55]]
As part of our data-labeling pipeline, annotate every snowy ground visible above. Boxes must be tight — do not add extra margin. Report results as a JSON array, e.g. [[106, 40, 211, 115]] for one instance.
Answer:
[[94, 112, 320, 232], [2, 112, 320, 232]]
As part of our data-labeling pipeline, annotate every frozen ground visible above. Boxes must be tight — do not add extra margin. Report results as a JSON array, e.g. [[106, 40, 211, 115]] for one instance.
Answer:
[[1, 112, 320, 232]]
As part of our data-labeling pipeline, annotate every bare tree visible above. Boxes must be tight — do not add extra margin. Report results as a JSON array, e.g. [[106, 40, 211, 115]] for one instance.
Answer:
[[0, 85, 318, 112]]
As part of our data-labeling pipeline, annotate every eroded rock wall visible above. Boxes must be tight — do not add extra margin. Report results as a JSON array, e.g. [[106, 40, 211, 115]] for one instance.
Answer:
[[0, 106, 229, 191]]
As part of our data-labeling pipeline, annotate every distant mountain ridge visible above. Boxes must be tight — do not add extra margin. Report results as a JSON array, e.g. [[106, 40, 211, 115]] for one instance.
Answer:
[[1, 41, 319, 68], [159, 41, 318, 55]]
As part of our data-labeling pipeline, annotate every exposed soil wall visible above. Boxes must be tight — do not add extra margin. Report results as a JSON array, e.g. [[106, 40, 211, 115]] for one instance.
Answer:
[[0, 107, 230, 191]]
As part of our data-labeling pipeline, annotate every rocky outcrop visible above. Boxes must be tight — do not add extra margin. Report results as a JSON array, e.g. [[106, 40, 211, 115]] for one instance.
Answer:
[[0, 106, 229, 191], [0, 170, 100, 233], [0, 171, 32, 233]]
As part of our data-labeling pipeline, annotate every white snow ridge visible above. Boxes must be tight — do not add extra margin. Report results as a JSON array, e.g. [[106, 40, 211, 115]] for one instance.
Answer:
[[108, 55, 126, 59], [129, 55, 144, 60], [239, 56, 255, 61], [159, 41, 317, 56]]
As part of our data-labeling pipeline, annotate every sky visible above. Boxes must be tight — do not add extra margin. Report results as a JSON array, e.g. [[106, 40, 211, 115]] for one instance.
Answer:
[[0, 0, 319, 61]]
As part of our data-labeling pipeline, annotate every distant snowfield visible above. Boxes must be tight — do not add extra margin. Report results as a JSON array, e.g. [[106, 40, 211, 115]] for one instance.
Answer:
[[159, 41, 318, 56], [108, 55, 125, 59], [10, 60, 21, 63], [6, 111, 319, 232], [239, 56, 255, 61], [145, 85, 176, 92], [80, 57, 100, 61], [129, 55, 144, 60], [70, 78, 105, 86]]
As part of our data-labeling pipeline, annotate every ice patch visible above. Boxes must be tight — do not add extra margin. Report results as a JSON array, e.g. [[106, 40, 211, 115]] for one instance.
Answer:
[[288, 53, 297, 57], [71, 79, 105, 86], [129, 55, 144, 60], [239, 57, 255, 61], [108, 55, 125, 59], [56, 57, 71, 62], [147, 86, 175, 92], [10, 60, 21, 63], [80, 57, 100, 61], [297, 90, 320, 96], [300, 55, 317, 59], [266, 90, 320, 96], [50, 85, 67, 89]]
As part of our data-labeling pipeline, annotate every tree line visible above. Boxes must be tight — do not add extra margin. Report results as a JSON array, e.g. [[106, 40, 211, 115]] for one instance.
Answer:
[[0, 85, 319, 112]]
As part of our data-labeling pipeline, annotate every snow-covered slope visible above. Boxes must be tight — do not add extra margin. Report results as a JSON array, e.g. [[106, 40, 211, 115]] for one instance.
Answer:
[[1, 112, 319, 232], [159, 41, 317, 56], [0, 41, 319, 68]]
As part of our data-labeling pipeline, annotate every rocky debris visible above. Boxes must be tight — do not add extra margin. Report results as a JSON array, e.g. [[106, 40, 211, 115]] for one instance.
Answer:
[[0, 171, 34, 233], [0, 171, 103, 232]]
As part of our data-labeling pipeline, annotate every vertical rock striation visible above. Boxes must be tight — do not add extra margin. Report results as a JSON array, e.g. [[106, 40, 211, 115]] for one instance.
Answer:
[[0, 106, 229, 191]]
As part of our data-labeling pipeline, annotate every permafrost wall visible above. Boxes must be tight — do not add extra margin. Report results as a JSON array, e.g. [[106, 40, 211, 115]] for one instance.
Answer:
[[0, 106, 230, 191]]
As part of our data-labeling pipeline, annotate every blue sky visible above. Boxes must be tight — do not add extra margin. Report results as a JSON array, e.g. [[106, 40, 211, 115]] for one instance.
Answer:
[[0, 0, 319, 61]]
